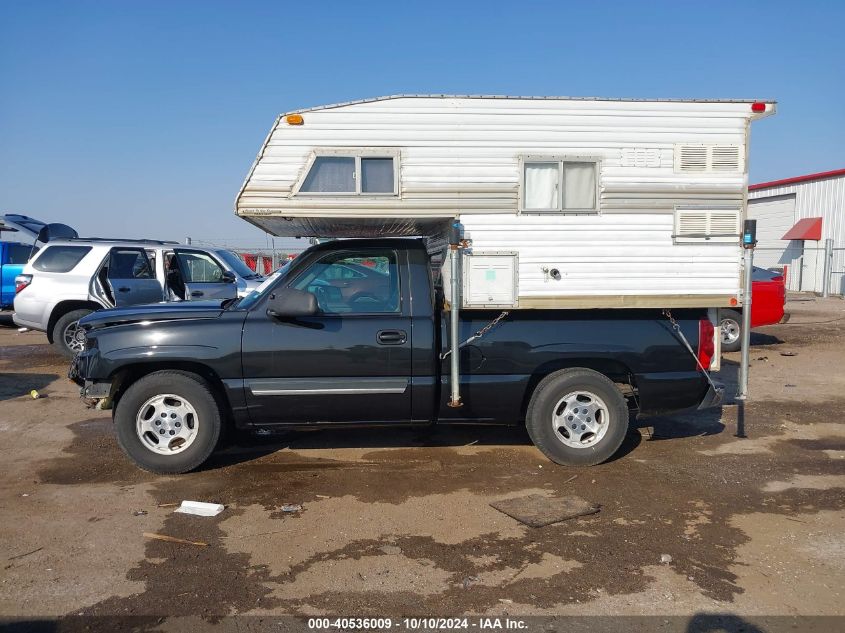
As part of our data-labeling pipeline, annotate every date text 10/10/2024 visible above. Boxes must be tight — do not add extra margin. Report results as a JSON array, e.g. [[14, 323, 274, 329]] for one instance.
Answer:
[[307, 618, 529, 630]]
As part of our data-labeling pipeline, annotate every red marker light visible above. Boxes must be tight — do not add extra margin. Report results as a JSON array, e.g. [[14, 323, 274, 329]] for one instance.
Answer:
[[751, 102, 766, 113]]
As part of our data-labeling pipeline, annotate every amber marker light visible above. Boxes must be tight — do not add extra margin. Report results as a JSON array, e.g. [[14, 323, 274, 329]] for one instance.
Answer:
[[286, 114, 304, 125]]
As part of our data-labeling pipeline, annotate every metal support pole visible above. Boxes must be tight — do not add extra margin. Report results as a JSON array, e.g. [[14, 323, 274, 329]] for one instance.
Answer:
[[737, 247, 754, 400], [822, 238, 833, 298], [447, 222, 463, 408]]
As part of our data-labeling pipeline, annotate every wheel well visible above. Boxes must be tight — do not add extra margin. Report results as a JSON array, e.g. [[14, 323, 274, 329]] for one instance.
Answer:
[[520, 359, 638, 419], [47, 300, 102, 342], [109, 362, 234, 424]]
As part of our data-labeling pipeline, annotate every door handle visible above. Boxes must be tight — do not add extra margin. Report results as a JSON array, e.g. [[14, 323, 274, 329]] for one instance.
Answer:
[[118, 287, 130, 292], [377, 330, 407, 345], [191, 290, 204, 297]]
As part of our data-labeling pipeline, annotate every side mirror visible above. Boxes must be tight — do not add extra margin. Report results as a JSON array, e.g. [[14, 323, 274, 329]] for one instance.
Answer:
[[267, 288, 318, 318], [221, 270, 236, 284]]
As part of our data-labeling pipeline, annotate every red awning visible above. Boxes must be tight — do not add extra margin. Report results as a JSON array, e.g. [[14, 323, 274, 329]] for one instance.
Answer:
[[782, 217, 822, 241]]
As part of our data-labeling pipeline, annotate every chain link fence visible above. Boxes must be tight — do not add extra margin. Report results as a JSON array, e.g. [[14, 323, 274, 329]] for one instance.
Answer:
[[185, 238, 304, 275]]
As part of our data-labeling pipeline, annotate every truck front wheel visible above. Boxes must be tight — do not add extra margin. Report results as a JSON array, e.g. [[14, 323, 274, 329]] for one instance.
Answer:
[[526, 368, 628, 467], [114, 370, 222, 474]]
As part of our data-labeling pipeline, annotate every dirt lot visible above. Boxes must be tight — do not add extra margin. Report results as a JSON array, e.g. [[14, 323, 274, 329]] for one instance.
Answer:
[[1, 299, 844, 627]]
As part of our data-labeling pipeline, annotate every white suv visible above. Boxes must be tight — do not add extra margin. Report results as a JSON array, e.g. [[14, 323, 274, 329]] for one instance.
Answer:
[[14, 238, 263, 356]]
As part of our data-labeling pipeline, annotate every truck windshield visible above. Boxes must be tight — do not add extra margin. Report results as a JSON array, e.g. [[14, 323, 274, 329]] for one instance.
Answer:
[[233, 263, 291, 310], [215, 249, 263, 279]]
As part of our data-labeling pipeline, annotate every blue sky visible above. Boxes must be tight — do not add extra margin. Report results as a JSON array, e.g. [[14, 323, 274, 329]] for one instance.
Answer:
[[1, 1, 843, 249]]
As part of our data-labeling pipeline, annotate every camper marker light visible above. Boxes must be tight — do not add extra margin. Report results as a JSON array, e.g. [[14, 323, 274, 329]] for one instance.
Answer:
[[751, 102, 766, 113], [285, 114, 304, 125]]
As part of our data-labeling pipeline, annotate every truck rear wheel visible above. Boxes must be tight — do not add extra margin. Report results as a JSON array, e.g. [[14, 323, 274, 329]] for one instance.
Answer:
[[114, 370, 222, 474], [526, 368, 628, 467]]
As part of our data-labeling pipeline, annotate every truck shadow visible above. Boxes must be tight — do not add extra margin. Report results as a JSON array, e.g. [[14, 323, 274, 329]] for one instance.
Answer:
[[208, 406, 742, 469]]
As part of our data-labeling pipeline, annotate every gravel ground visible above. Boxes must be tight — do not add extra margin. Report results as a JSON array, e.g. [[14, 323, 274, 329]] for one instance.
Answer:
[[0, 299, 843, 627]]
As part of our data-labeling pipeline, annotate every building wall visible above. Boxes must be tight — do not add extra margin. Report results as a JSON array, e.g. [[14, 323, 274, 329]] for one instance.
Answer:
[[749, 174, 845, 293]]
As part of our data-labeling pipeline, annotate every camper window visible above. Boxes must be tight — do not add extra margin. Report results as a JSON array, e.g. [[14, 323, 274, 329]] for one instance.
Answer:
[[521, 158, 599, 213], [296, 151, 399, 196], [301, 157, 356, 193]]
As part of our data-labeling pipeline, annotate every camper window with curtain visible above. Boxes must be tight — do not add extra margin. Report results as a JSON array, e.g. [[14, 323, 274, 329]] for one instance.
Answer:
[[296, 152, 399, 196], [521, 158, 599, 213]]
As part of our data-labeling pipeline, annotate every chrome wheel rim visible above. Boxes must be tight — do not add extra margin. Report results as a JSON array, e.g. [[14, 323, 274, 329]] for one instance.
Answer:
[[551, 391, 610, 449], [720, 318, 740, 345], [136, 394, 199, 455], [63, 321, 85, 353]]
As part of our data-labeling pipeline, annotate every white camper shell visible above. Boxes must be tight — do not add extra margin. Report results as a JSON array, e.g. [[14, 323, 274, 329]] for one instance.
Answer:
[[236, 95, 775, 309]]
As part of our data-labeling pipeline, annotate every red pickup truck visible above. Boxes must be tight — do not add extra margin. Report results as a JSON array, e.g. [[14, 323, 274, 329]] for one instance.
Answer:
[[720, 267, 786, 352]]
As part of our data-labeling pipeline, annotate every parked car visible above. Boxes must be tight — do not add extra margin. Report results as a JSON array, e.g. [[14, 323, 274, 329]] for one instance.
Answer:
[[1, 242, 35, 309], [70, 238, 721, 474], [13, 238, 263, 356], [205, 247, 265, 296], [719, 266, 786, 352]]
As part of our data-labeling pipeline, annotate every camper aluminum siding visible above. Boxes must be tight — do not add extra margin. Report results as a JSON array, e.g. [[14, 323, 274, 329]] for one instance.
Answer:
[[236, 95, 774, 308]]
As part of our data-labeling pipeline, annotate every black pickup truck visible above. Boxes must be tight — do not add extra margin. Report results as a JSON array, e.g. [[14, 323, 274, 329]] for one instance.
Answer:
[[71, 238, 721, 474]]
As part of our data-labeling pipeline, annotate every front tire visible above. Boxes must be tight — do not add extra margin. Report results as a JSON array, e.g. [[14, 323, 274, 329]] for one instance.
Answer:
[[720, 309, 742, 353], [114, 370, 222, 474], [52, 309, 94, 358], [526, 368, 629, 467]]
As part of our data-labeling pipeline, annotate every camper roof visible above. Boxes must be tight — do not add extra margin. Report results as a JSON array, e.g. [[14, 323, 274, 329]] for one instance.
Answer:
[[281, 94, 778, 116]]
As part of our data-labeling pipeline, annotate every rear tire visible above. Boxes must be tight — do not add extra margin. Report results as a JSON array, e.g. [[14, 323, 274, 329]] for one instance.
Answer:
[[720, 309, 742, 353], [114, 370, 222, 474], [52, 309, 94, 358], [526, 368, 629, 467]]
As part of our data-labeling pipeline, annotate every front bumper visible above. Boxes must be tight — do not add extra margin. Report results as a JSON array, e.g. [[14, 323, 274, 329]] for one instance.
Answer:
[[68, 352, 86, 386], [697, 381, 725, 410], [69, 346, 116, 405]]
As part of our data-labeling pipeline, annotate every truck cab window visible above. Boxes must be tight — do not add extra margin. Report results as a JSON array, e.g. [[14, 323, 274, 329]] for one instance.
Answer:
[[292, 251, 399, 314]]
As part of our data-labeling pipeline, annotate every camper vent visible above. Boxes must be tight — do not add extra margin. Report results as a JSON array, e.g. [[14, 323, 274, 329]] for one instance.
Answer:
[[621, 148, 661, 168], [711, 146, 742, 171], [674, 145, 744, 173], [675, 207, 740, 243]]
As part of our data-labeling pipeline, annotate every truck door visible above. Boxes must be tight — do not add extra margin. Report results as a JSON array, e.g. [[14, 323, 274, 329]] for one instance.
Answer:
[[241, 248, 412, 424], [168, 249, 237, 301], [106, 248, 163, 307]]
